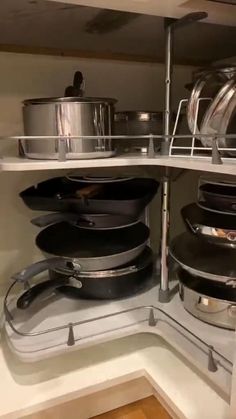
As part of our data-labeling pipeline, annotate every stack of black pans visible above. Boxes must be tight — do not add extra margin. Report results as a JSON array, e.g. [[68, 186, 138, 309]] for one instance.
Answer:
[[170, 178, 236, 330], [13, 176, 159, 309]]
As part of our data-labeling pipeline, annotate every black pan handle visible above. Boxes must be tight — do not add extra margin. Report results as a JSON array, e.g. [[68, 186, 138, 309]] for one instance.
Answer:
[[12, 258, 66, 283], [231, 204, 236, 211], [17, 278, 66, 309], [31, 213, 80, 227], [73, 71, 83, 90], [31, 213, 95, 228]]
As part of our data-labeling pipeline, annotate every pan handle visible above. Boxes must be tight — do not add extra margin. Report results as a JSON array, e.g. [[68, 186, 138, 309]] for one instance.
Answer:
[[31, 213, 80, 227], [17, 278, 65, 309], [31, 213, 95, 228], [12, 258, 66, 283], [232, 204, 236, 211]]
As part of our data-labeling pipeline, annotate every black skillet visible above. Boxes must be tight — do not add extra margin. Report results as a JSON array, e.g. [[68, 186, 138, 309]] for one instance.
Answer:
[[20, 177, 159, 218], [199, 182, 236, 214]]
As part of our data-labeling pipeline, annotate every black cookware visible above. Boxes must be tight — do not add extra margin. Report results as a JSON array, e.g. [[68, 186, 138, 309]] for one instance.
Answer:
[[199, 182, 236, 214], [36, 222, 149, 270], [20, 177, 159, 217], [16, 247, 154, 308], [178, 268, 236, 301], [181, 203, 236, 246], [31, 212, 139, 230], [170, 231, 236, 284]]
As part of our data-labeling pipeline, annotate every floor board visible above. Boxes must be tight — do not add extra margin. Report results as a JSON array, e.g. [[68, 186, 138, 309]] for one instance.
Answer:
[[92, 396, 172, 419]]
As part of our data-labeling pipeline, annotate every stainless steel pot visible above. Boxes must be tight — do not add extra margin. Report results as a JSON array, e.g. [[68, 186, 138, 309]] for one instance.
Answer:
[[22, 96, 117, 160], [178, 269, 236, 330], [114, 111, 163, 153]]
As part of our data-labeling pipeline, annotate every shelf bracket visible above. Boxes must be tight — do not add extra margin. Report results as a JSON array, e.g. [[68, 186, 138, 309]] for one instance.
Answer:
[[212, 137, 223, 165], [67, 323, 75, 346], [148, 308, 157, 326], [208, 346, 218, 372]]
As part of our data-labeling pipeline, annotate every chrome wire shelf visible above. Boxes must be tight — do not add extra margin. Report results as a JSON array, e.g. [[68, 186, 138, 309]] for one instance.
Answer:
[[1, 130, 236, 165], [4, 280, 233, 373]]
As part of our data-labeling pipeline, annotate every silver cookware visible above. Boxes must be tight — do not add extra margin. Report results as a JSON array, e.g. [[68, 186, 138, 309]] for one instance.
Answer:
[[22, 96, 117, 159], [181, 203, 236, 246], [187, 66, 236, 138], [114, 111, 163, 152], [178, 269, 236, 330], [170, 232, 236, 285], [200, 78, 236, 156]]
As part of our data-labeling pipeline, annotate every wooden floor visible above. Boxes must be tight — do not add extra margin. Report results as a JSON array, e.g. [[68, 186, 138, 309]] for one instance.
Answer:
[[92, 396, 172, 419]]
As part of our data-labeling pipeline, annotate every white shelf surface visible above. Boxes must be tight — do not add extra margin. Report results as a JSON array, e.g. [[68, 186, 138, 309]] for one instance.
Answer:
[[1, 155, 236, 175], [0, 332, 230, 419], [4, 281, 235, 400]]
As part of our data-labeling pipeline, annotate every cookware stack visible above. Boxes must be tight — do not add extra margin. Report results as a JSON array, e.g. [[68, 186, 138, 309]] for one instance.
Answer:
[[170, 177, 236, 330], [14, 176, 159, 310]]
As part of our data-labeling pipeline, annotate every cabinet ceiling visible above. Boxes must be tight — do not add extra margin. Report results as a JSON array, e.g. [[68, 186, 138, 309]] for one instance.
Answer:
[[1, 0, 236, 65]]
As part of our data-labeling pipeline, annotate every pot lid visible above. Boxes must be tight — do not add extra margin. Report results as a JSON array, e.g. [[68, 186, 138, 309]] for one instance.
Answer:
[[170, 232, 236, 282], [23, 96, 117, 105]]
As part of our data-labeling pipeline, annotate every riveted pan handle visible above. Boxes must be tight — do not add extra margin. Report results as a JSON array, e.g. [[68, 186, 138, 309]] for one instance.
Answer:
[[12, 258, 66, 283]]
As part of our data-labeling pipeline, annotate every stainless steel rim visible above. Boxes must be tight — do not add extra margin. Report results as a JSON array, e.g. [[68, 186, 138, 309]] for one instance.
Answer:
[[23, 96, 117, 105]]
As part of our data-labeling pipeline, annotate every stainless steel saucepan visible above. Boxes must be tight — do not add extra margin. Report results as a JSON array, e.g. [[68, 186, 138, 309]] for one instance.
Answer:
[[22, 96, 117, 160]]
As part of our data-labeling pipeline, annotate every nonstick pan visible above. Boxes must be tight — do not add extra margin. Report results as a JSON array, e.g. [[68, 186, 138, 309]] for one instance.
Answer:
[[31, 212, 139, 230], [20, 177, 159, 217], [181, 203, 236, 246], [36, 222, 149, 271], [170, 231, 236, 285], [16, 247, 154, 308], [199, 182, 236, 214]]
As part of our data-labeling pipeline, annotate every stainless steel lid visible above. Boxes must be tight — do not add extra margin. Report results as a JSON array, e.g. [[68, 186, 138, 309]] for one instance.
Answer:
[[23, 96, 117, 105], [115, 111, 163, 122]]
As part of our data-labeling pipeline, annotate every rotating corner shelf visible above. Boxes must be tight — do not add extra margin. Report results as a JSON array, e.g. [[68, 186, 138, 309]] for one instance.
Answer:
[[4, 277, 234, 398]]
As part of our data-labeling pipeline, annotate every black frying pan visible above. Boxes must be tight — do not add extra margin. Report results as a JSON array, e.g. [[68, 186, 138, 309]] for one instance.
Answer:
[[31, 212, 139, 230], [20, 177, 159, 217], [181, 203, 236, 246], [170, 231, 236, 284], [36, 221, 149, 271], [199, 183, 236, 214]]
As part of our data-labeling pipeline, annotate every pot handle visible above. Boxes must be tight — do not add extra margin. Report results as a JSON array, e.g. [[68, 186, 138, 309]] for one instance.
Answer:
[[12, 258, 66, 283], [17, 278, 65, 310]]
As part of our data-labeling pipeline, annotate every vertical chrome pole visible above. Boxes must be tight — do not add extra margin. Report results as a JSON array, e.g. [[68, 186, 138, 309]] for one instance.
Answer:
[[159, 21, 173, 303], [158, 13, 207, 303]]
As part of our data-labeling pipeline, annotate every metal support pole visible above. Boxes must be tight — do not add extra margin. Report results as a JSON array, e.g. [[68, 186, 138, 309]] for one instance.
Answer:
[[159, 12, 207, 303], [159, 20, 173, 303]]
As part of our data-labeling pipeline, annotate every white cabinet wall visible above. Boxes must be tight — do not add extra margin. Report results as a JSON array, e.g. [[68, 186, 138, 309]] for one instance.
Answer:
[[0, 51, 197, 307]]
